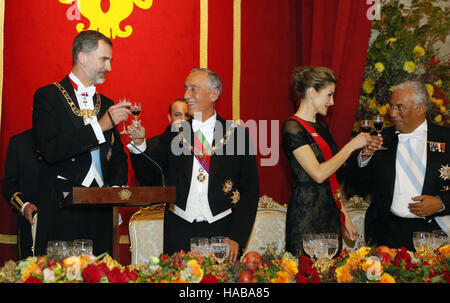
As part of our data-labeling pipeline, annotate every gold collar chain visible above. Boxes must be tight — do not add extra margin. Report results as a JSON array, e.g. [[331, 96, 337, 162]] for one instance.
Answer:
[[53, 82, 101, 120], [178, 122, 238, 155]]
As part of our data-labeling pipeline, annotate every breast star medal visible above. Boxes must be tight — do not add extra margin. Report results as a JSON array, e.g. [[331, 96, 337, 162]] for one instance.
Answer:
[[222, 179, 233, 194], [439, 164, 450, 181], [197, 168, 207, 183]]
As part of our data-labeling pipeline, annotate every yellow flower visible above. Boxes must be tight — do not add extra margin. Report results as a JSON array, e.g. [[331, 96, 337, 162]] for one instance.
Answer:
[[374, 62, 385, 73], [438, 245, 450, 258], [369, 97, 379, 110], [378, 105, 388, 115], [187, 259, 204, 282], [380, 273, 396, 283], [386, 37, 397, 45], [355, 247, 371, 258], [440, 105, 446, 114], [282, 258, 299, 276], [389, 85, 396, 92], [363, 79, 376, 94], [435, 99, 444, 106], [21, 261, 41, 281], [434, 79, 443, 87], [413, 45, 426, 57], [434, 114, 442, 123], [403, 61, 416, 73], [336, 265, 354, 283], [426, 84, 434, 97], [346, 253, 361, 271], [271, 271, 291, 283]]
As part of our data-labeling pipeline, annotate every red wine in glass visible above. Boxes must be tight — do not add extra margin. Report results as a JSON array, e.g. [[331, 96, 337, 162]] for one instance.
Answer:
[[372, 115, 388, 150], [360, 119, 372, 155]]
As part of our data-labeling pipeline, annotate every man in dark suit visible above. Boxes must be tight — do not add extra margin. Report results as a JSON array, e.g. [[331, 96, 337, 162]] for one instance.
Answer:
[[348, 80, 449, 251], [2, 129, 39, 259], [127, 68, 259, 260], [32, 30, 130, 256]]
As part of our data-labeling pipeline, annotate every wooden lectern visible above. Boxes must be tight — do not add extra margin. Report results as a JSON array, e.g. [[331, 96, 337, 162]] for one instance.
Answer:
[[62, 186, 176, 260]]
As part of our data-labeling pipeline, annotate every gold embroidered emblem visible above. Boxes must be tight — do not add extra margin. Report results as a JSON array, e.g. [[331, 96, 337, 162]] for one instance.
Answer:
[[231, 190, 240, 204], [118, 189, 132, 200], [439, 164, 450, 181], [59, 0, 154, 39], [197, 172, 206, 183], [222, 179, 233, 194]]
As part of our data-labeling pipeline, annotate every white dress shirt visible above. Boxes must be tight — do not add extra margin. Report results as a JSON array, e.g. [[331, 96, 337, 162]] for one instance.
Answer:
[[66, 72, 105, 187]]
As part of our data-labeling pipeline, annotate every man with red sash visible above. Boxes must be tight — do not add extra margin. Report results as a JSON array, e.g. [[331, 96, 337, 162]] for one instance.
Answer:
[[128, 68, 259, 261]]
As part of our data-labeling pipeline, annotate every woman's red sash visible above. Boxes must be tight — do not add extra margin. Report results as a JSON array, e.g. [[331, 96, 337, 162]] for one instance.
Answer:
[[289, 116, 346, 236]]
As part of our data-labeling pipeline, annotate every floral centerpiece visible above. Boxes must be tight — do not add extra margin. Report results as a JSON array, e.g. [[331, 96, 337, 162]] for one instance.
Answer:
[[354, 0, 450, 132], [1, 244, 449, 283]]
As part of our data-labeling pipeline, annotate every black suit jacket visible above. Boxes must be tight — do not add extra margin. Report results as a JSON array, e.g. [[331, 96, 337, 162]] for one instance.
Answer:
[[130, 116, 260, 249], [2, 129, 40, 258], [32, 76, 128, 255], [347, 121, 450, 248]]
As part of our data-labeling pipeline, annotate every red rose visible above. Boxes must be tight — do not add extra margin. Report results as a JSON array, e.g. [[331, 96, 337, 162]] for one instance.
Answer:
[[393, 247, 412, 267], [201, 274, 219, 283], [107, 267, 127, 283], [24, 276, 42, 283], [444, 272, 450, 283], [298, 255, 314, 269], [82, 263, 109, 283], [124, 269, 138, 282], [295, 274, 307, 283]]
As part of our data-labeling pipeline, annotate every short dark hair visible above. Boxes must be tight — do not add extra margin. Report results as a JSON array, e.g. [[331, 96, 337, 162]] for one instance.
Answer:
[[72, 30, 112, 65], [169, 98, 187, 114]]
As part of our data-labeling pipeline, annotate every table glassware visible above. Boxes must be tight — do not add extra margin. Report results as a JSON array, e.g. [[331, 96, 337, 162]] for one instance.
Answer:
[[119, 97, 130, 134], [210, 236, 230, 265], [360, 119, 372, 155], [372, 115, 388, 150], [130, 101, 142, 126], [190, 237, 210, 257], [73, 239, 93, 255], [302, 233, 316, 259], [413, 231, 432, 251], [314, 234, 329, 260], [322, 233, 339, 259], [47, 240, 72, 261], [431, 230, 448, 250]]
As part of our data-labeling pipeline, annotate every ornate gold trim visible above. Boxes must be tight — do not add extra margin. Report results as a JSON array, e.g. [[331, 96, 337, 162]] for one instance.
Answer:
[[258, 195, 287, 212], [232, 0, 241, 122], [0, 233, 17, 245], [53, 82, 101, 120], [200, 0, 208, 68], [118, 189, 132, 200]]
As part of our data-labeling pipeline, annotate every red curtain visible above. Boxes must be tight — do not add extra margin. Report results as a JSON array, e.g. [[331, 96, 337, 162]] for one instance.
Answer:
[[299, 0, 372, 148]]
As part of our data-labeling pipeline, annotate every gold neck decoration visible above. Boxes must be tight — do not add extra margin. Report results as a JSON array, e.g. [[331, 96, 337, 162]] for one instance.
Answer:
[[178, 122, 238, 155], [53, 82, 101, 120]]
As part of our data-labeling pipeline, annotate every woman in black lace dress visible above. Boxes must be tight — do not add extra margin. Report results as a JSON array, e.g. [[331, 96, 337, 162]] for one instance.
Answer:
[[282, 66, 380, 256]]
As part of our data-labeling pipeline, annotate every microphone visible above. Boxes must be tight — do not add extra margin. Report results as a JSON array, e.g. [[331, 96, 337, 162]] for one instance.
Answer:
[[107, 111, 166, 187]]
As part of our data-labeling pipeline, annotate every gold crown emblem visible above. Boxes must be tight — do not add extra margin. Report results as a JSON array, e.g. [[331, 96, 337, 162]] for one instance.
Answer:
[[118, 189, 132, 200]]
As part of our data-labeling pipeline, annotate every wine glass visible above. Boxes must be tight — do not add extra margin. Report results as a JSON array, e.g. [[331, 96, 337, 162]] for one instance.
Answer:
[[119, 97, 130, 134], [413, 231, 432, 251], [360, 119, 372, 155], [302, 233, 316, 259], [73, 239, 93, 256], [130, 101, 142, 126], [210, 236, 230, 265], [190, 237, 210, 257], [322, 233, 339, 259], [314, 234, 329, 260], [372, 115, 388, 150], [431, 230, 449, 250]]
